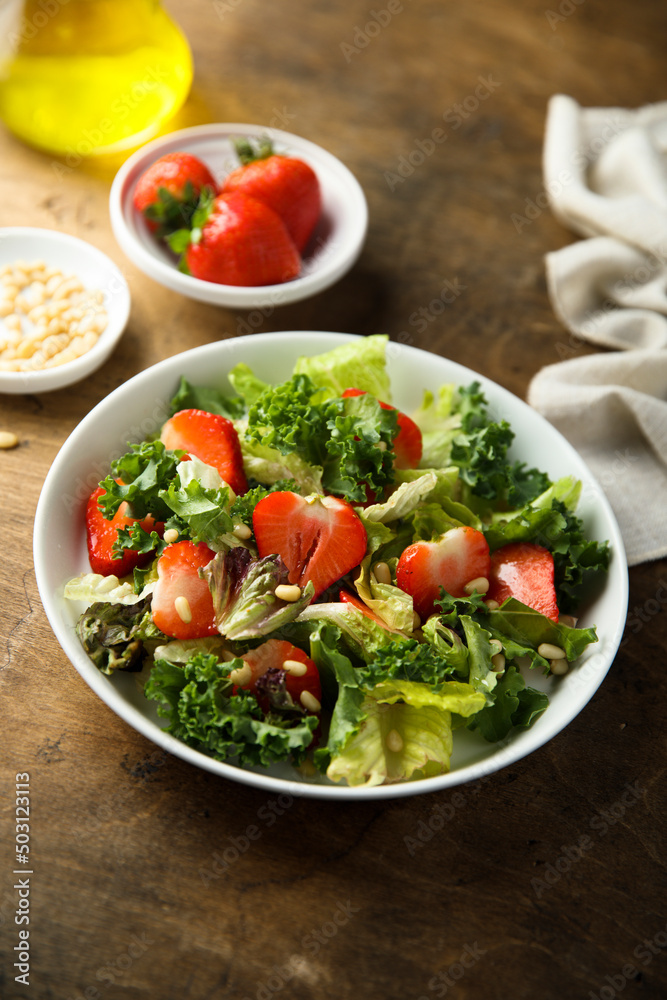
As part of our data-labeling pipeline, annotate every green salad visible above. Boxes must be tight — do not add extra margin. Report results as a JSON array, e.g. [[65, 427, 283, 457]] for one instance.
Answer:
[[65, 336, 610, 787]]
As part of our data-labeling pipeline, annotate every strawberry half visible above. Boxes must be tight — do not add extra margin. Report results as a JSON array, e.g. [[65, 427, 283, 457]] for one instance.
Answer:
[[160, 408, 248, 496], [151, 540, 217, 640], [133, 152, 218, 235], [221, 137, 321, 252], [396, 526, 491, 621], [183, 192, 301, 287], [85, 483, 159, 578], [487, 542, 559, 622], [239, 639, 322, 714], [253, 491, 367, 600], [341, 388, 423, 469]]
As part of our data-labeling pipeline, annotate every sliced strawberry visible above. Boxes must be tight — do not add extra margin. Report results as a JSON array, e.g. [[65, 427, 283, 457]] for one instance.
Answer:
[[341, 388, 422, 469], [239, 639, 321, 714], [487, 542, 559, 622], [151, 540, 217, 640], [85, 483, 159, 577], [396, 526, 491, 621], [253, 491, 367, 600], [160, 408, 248, 496]]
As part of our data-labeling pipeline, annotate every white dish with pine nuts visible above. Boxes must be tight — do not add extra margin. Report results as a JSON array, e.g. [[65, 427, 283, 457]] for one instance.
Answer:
[[34, 332, 628, 799], [0, 228, 130, 394]]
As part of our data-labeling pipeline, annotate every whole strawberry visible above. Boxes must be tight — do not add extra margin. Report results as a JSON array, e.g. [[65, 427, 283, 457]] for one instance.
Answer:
[[133, 152, 218, 236], [221, 137, 321, 252], [169, 190, 301, 287]]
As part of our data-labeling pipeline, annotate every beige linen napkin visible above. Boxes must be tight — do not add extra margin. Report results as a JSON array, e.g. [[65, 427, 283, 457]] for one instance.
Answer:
[[528, 95, 667, 565]]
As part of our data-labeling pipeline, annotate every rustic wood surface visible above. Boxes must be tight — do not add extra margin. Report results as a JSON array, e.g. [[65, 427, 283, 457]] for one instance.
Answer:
[[2, 1, 666, 998]]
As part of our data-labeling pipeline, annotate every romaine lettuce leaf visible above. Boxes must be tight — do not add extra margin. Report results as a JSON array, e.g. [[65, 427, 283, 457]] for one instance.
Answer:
[[64, 572, 152, 606], [325, 698, 454, 787], [227, 362, 270, 407], [292, 334, 392, 402], [239, 438, 323, 494]]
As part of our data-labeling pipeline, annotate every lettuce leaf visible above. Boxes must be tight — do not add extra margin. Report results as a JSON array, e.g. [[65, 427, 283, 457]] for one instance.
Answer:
[[203, 547, 315, 640], [76, 598, 165, 675], [485, 598, 597, 662], [226, 362, 270, 407], [293, 334, 392, 402], [169, 375, 245, 419], [325, 698, 455, 787], [64, 572, 152, 606], [239, 438, 323, 494]]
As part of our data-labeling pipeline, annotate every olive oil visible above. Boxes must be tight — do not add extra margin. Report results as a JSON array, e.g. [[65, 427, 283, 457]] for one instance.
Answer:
[[0, 0, 193, 156]]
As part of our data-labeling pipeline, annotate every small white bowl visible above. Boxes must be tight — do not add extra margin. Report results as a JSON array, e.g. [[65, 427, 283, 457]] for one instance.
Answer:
[[34, 332, 628, 800], [0, 228, 130, 395], [109, 123, 368, 309]]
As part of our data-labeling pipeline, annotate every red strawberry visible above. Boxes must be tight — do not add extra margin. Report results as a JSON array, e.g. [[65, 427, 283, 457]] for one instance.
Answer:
[[85, 482, 160, 578], [221, 137, 321, 252], [396, 526, 491, 621], [487, 542, 559, 622], [183, 191, 300, 287], [341, 388, 422, 469], [239, 639, 321, 714], [160, 408, 248, 496], [253, 491, 367, 600], [133, 152, 218, 235], [151, 540, 217, 640]]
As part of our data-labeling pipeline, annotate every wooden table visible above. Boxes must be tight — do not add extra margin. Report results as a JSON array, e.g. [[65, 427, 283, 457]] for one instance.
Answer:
[[2, 2, 666, 997]]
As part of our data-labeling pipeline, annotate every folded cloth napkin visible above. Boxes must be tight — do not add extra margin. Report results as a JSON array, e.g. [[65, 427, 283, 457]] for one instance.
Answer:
[[528, 95, 667, 565]]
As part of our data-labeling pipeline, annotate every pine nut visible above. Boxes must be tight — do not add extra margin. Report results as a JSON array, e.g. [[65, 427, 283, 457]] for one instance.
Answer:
[[0, 261, 108, 372], [491, 652, 506, 673], [274, 584, 302, 602], [300, 690, 321, 713], [163, 527, 179, 544], [282, 659, 307, 676], [373, 561, 391, 585], [228, 663, 252, 686], [386, 729, 404, 752], [537, 643, 566, 660], [464, 576, 489, 595], [174, 595, 192, 623], [489, 638, 503, 654], [559, 614, 578, 628], [412, 611, 421, 631], [233, 522, 252, 540], [0, 431, 19, 449], [549, 659, 569, 676]]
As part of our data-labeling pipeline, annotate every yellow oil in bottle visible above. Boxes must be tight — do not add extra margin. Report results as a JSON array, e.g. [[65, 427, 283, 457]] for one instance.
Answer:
[[0, 0, 193, 156]]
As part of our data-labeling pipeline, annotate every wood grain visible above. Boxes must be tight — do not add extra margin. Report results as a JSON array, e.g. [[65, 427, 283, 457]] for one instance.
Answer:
[[1, 1, 666, 998]]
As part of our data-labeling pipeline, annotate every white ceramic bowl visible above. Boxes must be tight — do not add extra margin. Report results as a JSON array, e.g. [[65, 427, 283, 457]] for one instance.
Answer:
[[109, 124, 368, 309], [33, 332, 628, 800], [0, 228, 130, 395]]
